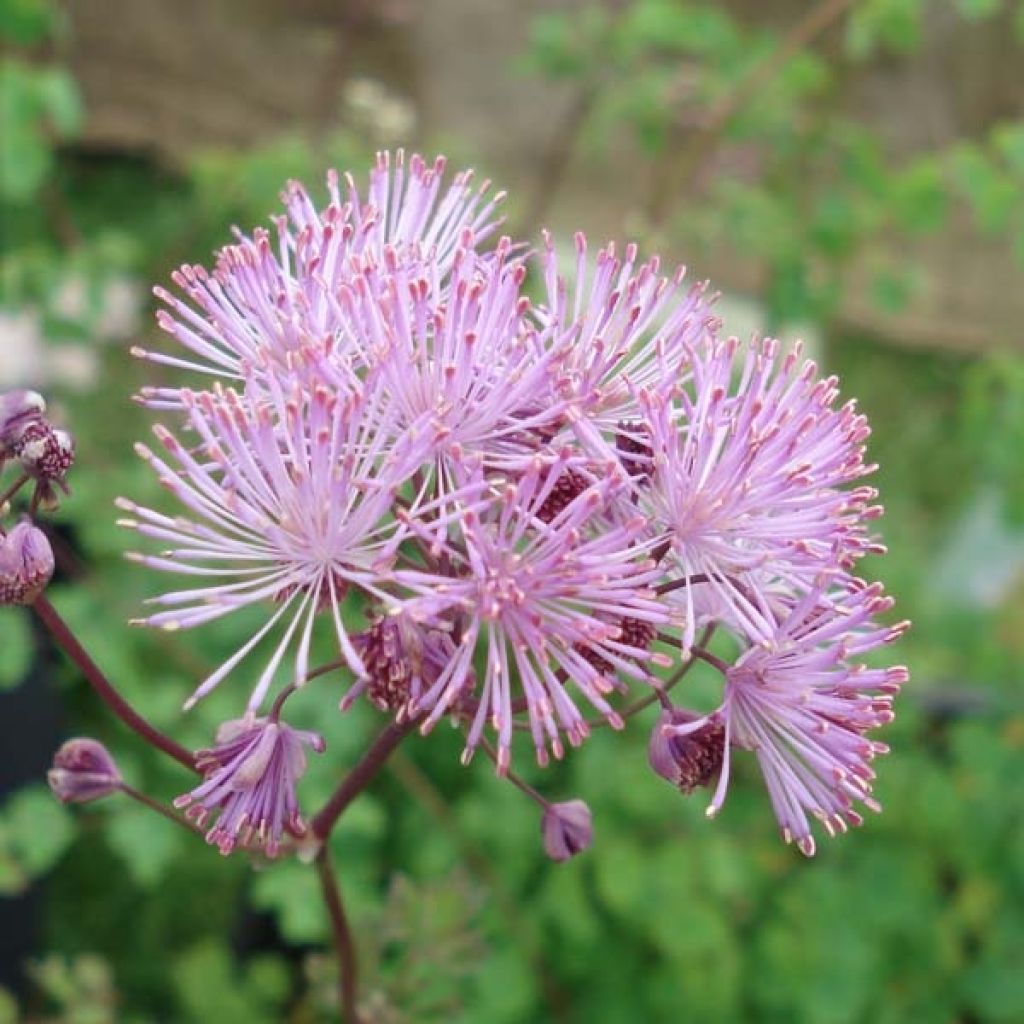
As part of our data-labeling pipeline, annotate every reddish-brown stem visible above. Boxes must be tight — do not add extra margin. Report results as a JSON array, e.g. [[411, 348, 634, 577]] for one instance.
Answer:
[[310, 714, 421, 839], [691, 646, 731, 675], [31, 594, 196, 772], [268, 657, 347, 722], [655, 574, 710, 595], [315, 846, 362, 1024]]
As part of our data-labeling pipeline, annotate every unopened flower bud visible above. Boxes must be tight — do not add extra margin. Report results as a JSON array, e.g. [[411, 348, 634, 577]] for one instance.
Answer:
[[48, 738, 122, 804], [0, 520, 54, 604], [13, 420, 75, 502], [0, 390, 46, 460], [541, 799, 593, 862], [649, 708, 725, 794]]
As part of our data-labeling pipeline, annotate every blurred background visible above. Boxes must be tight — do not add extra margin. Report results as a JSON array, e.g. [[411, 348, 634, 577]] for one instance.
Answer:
[[1, 0, 1023, 1021]]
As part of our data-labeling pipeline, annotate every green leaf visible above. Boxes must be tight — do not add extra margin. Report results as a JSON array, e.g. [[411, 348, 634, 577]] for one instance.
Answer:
[[250, 859, 328, 944], [0, 0, 57, 45], [0, 986, 16, 1024], [0, 785, 74, 885], [105, 800, 184, 888], [0, 610, 33, 690], [889, 158, 949, 233], [954, 0, 1003, 18]]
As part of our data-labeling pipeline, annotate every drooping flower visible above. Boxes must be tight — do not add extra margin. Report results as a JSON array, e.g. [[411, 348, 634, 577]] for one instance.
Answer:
[[48, 738, 122, 804], [663, 578, 908, 855], [396, 457, 672, 770], [119, 371, 424, 711], [639, 336, 883, 651], [136, 151, 506, 406], [0, 520, 55, 604], [175, 716, 324, 857], [648, 707, 725, 794], [541, 799, 593, 861]]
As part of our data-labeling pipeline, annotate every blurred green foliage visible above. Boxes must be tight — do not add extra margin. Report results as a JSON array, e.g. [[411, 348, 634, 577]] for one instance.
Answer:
[[2, 0, 1024, 1021]]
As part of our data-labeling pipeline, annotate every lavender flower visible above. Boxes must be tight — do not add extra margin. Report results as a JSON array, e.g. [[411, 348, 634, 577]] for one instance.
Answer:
[[119, 374, 421, 710], [175, 716, 325, 857], [663, 579, 908, 855], [0, 520, 54, 604], [541, 799, 593, 861], [397, 459, 671, 770], [534, 231, 717, 445], [638, 336, 883, 652], [335, 238, 568, 497], [135, 151, 505, 405], [48, 738, 122, 804]]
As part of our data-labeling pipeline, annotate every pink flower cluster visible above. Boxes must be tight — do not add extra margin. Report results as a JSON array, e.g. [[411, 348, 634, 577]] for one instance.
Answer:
[[123, 152, 907, 857]]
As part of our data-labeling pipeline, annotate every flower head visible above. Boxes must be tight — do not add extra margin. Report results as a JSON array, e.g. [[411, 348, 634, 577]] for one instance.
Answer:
[[136, 151, 505, 405], [175, 716, 325, 857], [664, 579, 908, 855], [541, 799, 593, 861], [0, 520, 54, 604], [120, 373, 419, 710], [397, 459, 671, 769], [639, 336, 883, 651], [48, 738, 122, 804]]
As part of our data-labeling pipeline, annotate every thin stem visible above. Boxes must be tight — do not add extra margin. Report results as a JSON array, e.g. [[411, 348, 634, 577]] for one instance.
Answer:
[[691, 646, 731, 675], [479, 739, 547, 808], [315, 846, 362, 1024], [268, 656, 347, 722], [119, 783, 205, 837], [310, 714, 421, 839], [0, 471, 30, 509], [655, 573, 709, 595], [32, 594, 196, 772]]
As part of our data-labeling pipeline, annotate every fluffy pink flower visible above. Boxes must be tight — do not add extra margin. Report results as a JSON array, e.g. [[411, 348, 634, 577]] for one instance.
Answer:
[[136, 151, 505, 406], [664, 578, 908, 855], [396, 458, 671, 770], [638, 336, 883, 651]]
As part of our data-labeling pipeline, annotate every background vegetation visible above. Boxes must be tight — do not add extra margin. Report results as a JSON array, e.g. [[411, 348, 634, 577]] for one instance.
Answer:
[[1, 1, 1023, 1021]]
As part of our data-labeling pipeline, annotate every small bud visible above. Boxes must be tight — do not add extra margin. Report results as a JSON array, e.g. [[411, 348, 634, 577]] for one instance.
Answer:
[[541, 799, 593, 862], [0, 390, 46, 458], [649, 709, 725, 794], [13, 420, 75, 499], [48, 738, 122, 804], [352, 611, 454, 713], [0, 520, 55, 604]]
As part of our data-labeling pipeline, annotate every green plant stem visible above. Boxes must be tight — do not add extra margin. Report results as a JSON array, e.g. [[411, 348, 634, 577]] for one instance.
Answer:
[[32, 594, 196, 772], [119, 783, 204, 837], [315, 846, 362, 1024]]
